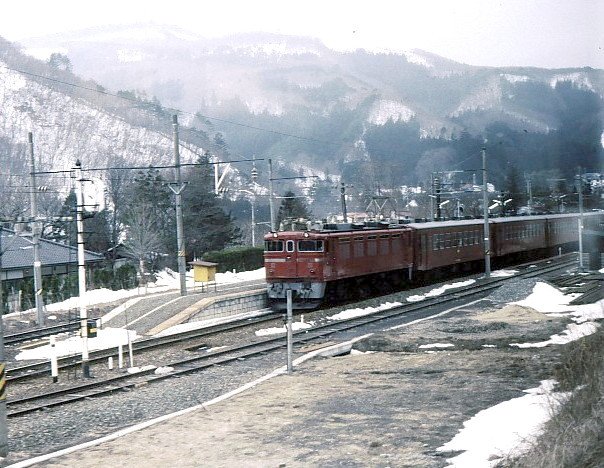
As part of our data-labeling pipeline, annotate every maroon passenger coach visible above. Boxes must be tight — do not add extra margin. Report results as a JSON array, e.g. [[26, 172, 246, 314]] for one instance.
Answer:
[[265, 212, 603, 309]]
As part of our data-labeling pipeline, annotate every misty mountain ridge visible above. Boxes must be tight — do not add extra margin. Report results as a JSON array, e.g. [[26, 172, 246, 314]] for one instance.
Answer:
[[18, 25, 602, 132], [5, 25, 603, 197]]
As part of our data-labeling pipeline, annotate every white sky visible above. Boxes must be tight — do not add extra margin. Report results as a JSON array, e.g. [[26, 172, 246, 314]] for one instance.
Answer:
[[0, 0, 602, 68]]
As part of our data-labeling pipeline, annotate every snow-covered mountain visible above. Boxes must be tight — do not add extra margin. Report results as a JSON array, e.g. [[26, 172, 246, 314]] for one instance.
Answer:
[[17, 25, 604, 139], [0, 35, 207, 175], [4, 26, 602, 193]]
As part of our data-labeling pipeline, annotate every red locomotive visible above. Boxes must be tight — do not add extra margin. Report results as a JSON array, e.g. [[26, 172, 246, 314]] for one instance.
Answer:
[[264, 212, 603, 309]]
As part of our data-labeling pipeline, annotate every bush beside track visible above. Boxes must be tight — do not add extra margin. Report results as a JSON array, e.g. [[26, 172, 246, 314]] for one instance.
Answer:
[[203, 246, 264, 273]]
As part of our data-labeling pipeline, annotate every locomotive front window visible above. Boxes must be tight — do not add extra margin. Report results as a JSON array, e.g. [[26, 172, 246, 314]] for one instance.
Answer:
[[286, 240, 295, 252], [265, 240, 284, 252], [298, 240, 324, 252]]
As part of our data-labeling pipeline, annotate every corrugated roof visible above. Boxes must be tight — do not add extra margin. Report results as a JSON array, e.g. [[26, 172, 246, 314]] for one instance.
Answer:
[[0, 230, 104, 270]]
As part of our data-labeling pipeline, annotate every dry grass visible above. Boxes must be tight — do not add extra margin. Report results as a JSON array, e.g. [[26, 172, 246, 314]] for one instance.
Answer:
[[501, 327, 604, 468]]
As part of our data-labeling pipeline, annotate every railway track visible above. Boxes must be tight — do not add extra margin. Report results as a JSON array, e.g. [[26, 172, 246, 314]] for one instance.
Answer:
[[5, 255, 577, 418], [4, 322, 81, 346], [6, 308, 279, 382]]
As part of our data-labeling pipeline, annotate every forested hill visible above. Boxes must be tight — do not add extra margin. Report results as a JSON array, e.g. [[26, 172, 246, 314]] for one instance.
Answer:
[[12, 26, 604, 192], [0, 35, 212, 174]]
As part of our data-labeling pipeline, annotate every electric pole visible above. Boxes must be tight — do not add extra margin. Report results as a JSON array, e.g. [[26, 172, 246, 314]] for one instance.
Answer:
[[74, 160, 91, 378], [340, 182, 348, 222], [268, 158, 276, 231], [577, 168, 584, 271], [430, 174, 435, 221], [0, 228, 8, 457], [28, 132, 45, 326], [251, 158, 258, 246], [482, 145, 491, 277], [435, 176, 442, 219], [169, 115, 187, 296], [525, 174, 533, 215]]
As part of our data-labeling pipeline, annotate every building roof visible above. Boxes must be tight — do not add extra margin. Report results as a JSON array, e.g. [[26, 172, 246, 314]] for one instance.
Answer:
[[0, 230, 104, 270], [188, 260, 218, 267]]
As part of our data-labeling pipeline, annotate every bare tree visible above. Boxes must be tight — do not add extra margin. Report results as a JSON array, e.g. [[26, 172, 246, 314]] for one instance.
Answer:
[[121, 204, 165, 287], [105, 156, 133, 262]]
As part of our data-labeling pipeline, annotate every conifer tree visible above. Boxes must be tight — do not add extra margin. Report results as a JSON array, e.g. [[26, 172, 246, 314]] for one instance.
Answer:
[[181, 153, 241, 259], [276, 190, 312, 228]]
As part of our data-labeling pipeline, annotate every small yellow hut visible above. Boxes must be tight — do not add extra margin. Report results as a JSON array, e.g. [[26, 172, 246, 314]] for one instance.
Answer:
[[189, 260, 218, 283]]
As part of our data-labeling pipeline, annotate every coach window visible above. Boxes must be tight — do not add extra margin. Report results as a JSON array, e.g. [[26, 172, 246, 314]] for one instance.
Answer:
[[339, 238, 350, 259], [367, 235, 377, 256], [265, 240, 284, 252], [391, 233, 401, 253], [379, 234, 390, 255], [298, 240, 324, 252], [354, 236, 364, 257]]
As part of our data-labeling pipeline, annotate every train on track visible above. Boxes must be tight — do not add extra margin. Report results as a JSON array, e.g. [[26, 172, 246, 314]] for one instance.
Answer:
[[264, 212, 604, 309]]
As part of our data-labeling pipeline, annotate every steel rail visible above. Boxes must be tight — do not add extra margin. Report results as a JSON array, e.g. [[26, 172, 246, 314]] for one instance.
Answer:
[[6, 309, 280, 382], [6, 256, 576, 417], [7, 256, 575, 382]]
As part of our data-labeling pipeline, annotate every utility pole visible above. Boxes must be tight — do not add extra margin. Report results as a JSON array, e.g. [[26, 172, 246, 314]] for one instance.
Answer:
[[482, 145, 491, 277], [340, 182, 348, 222], [169, 115, 187, 296], [250, 195, 256, 246], [286, 289, 293, 374], [435, 176, 442, 219], [0, 228, 8, 457], [430, 174, 435, 221], [28, 132, 45, 326], [577, 168, 584, 271], [525, 175, 533, 215], [268, 158, 276, 231], [74, 160, 91, 378], [250, 158, 258, 246]]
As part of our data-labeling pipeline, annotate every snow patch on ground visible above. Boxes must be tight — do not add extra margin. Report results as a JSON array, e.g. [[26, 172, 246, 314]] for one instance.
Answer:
[[403, 50, 433, 68], [0, 63, 27, 91], [438, 380, 570, 467], [513, 282, 579, 313], [550, 72, 593, 91], [255, 321, 312, 336], [156, 309, 272, 337], [490, 269, 518, 278], [511, 322, 599, 348], [509, 282, 604, 348], [327, 301, 402, 321], [500, 73, 530, 84], [367, 99, 415, 125], [407, 280, 475, 302], [419, 343, 455, 349], [16, 328, 138, 361]]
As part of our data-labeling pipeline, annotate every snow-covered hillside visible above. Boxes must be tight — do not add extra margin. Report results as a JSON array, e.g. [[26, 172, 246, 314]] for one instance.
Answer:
[[0, 60, 201, 172]]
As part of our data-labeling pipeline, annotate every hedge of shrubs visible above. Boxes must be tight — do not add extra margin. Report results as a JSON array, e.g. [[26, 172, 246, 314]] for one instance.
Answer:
[[202, 246, 264, 273]]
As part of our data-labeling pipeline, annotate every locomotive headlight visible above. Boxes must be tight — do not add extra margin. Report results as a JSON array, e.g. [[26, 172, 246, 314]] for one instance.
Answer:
[[303, 232, 309, 238], [272, 232, 278, 238]]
